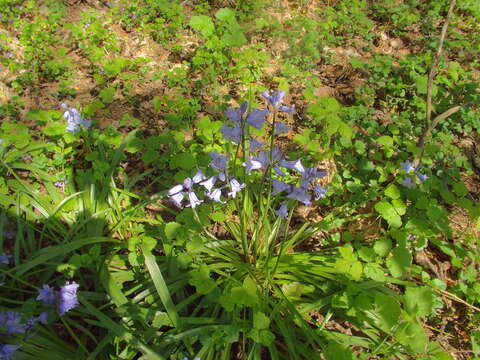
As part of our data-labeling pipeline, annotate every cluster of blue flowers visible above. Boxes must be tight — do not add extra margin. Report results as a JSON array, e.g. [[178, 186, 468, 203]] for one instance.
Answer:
[[37, 282, 80, 316], [0, 276, 79, 358], [400, 161, 428, 188], [167, 90, 329, 218], [61, 104, 91, 133]]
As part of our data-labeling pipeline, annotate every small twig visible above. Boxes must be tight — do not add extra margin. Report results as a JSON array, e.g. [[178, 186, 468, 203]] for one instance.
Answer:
[[416, 0, 457, 166], [426, 0, 457, 126], [436, 288, 480, 312]]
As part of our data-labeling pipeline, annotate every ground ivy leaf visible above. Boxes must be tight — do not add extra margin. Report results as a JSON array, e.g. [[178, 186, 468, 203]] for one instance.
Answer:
[[374, 292, 401, 331], [384, 184, 400, 200], [253, 312, 270, 330], [374, 238, 392, 257]]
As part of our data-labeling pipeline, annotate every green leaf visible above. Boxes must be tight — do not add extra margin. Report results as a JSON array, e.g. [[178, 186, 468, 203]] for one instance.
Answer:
[[99, 87, 115, 103], [384, 184, 400, 200], [396, 320, 428, 353], [253, 312, 270, 330], [189, 264, 216, 294], [453, 181, 468, 197], [221, 29, 247, 47], [374, 238, 392, 257], [375, 201, 402, 228], [376, 135, 393, 147], [374, 292, 401, 331], [141, 149, 159, 164], [164, 222, 182, 241], [44, 122, 65, 136], [405, 286, 434, 317], [215, 8, 237, 24], [386, 246, 411, 277], [189, 15, 215, 37]]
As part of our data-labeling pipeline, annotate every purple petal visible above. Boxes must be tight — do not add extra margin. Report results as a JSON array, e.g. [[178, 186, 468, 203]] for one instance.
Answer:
[[228, 178, 245, 198], [0, 311, 26, 334], [249, 138, 263, 152], [279, 105, 295, 114], [280, 159, 305, 173], [242, 157, 264, 174], [192, 170, 206, 184], [187, 191, 203, 208], [246, 108, 269, 129], [0, 344, 21, 359], [301, 168, 327, 187], [207, 188, 223, 203], [287, 187, 312, 206], [200, 176, 217, 192], [36, 284, 56, 306], [272, 180, 291, 195], [169, 192, 184, 207], [37, 312, 49, 324], [401, 161, 415, 173], [275, 203, 288, 219], [183, 177, 193, 190], [400, 177, 415, 188], [0, 253, 10, 265], [209, 152, 228, 172], [221, 124, 242, 143], [168, 184, 184, 196], [58, 282, 79, 315], [273, 167, 286, 177], [262, 90, 286, 108], [313, 185, 329, 200], [416, 173, 428, 183]]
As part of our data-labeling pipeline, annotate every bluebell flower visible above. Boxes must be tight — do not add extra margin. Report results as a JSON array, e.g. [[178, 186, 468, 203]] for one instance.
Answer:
[[220, 124, 242, 144], [275, 203, 288, 219], [168, 172, 206, 208], [0, 254, 10, 265], [401, 161, 415, 173], [227, 179, 245, 198], [58, 282, 79, 315], [313, 185, 329, 200], [249, 138, 263, 152], [416, 173, 428, 183], [261, 90, 285, 108], [279, 159, 305, 173], [209, 152, 228, 174], [206, 188, 223, 203], [36, 285, 56, 306], [225, 101, 248, 125], [0, 311, 25, 334], [187, 191, 203, 208], [279, 105, 295, 114], [300, 168, 327, 188], [22, 154, 32, 161], [401, 177, 414, 188], [62, 105, 91, 133], [200, 176, 217, 192], [246, 109, 269, 129], [0, 344, 21, 360], [274, 122, 290, 134], [36, 312, 48, 325], [242, 156, 264, 174], [287, 187, 312, 206], [272, 180, 291, 195]]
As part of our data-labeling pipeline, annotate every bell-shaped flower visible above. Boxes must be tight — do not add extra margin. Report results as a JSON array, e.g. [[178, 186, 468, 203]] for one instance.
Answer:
[[287, 186, 312, 206], [37, 285, 56, 306], [401, 161, 415, 173], [228, 178, 245, 198], [272, 180, 291, 195], [300, 167, 327, 188], [0, 311, 26, 334], [242, 156, 264, 174], [401, 177, 414, 188], [200, 175, 217, 192], [416, 173, 427, 183], [221, 124, 242, 143], [169, 191, 184, 208], [249, 138, 263, 152], [262, 90, 285, 108], [58, 282, 79, 315], [279, 105, 295, 114], [276, 203, 288, 219], [187, 191, 203, 208], [313, 185, 329, 200], [279, 159, 305, 173], [246, 109, 269, 129], [206, 188, 223, 203], [225, 101, 248, 125], [0, 253, 10, 265]]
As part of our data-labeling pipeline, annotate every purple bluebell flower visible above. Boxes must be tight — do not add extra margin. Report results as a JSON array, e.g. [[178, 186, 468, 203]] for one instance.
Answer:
[[401, 161, 415, 173], [225, 101, 248, 125], [22, 154, 32, 161], [221, 124, 242, 143], [272, 180, 291, 195], [313, 185, 329, 200], [249, 138, 263, 152], [0, 253, 10, 265], [37, 312, 48, 325], [274, 122, 290, 134], [36, 285, 56, 306], [401, 177, 414, 188], [192, 170, 206, 184], [54, 180, 66, 188], [187, 191, 203, 208], [276, 203, 288, 219], [261, 90, 285, 108], [0, 344, 21, 360], [63, 106, 91, 133], [227, 179, 245, 198], [200, 176, 217, 192], [206, 188, 223, 203], [279, 159, 305, 173], [169, 191, 184, 207], [416, 173, 428, 183], [58, 282, 79, 315], [300, 168, 327, 188], [246, 109, 269, 129], [0, 311, 25, 334], [242, 156, 264, 174], [209, 152, 228, 173], [287, 187, 312, 206]]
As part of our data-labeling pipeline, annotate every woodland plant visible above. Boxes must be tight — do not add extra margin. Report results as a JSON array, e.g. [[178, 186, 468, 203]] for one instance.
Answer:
[[162, 91, 442, 359]]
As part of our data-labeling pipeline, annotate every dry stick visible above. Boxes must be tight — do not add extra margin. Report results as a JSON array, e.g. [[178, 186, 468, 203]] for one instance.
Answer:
[[416, 0, 457, 165]]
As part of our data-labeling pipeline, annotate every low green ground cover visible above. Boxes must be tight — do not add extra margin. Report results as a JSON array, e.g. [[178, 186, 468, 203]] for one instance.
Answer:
[[0, 0, 479, 359]]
